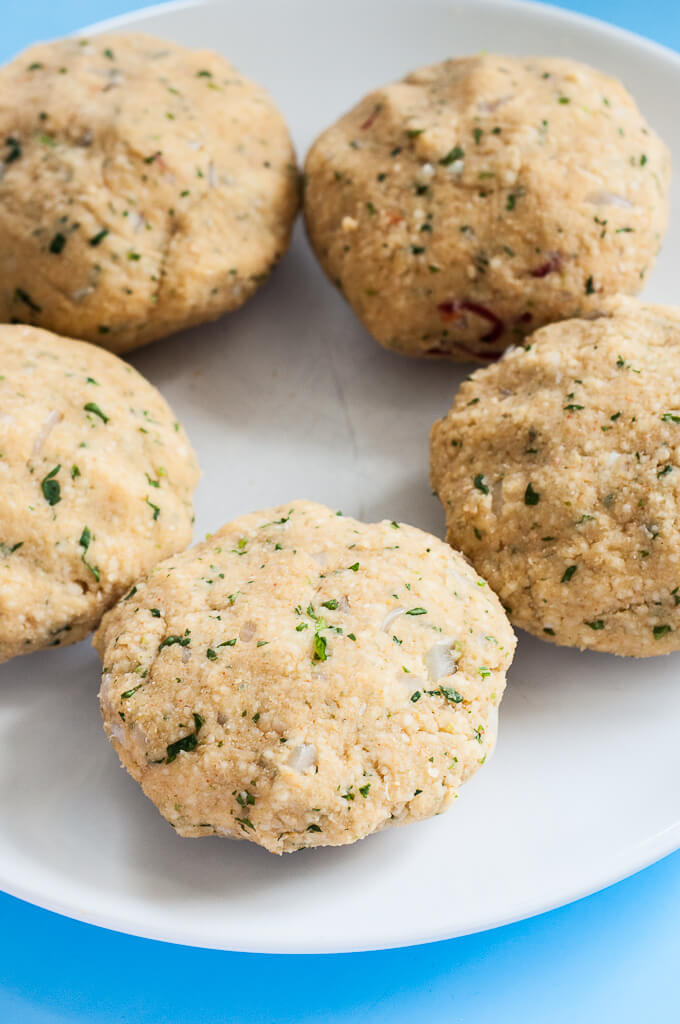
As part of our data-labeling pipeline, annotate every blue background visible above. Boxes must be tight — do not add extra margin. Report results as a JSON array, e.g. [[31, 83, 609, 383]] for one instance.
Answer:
[[2, 2, 680, 1021]]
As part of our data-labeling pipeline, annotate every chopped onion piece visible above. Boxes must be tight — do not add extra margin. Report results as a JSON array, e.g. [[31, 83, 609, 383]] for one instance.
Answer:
[[425, 638, 458, 681], [287, 743, 317, 773], [110, 722, 126, 746], [381, 606, 405, 632], [32, 409, 62, 457], [585, 190, 632, 208], [239, 620, 257, 642]]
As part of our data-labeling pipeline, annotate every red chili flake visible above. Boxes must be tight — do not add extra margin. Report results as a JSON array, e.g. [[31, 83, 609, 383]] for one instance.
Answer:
[[530, 252, 563, 278], [437, 300, 504, 343], [360, 104, 383, 131]]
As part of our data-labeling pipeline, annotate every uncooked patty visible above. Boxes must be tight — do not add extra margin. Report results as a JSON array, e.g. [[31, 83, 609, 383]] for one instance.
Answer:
[[431, 297, 680, 655], [0, 33, 299, 352], [304, 54, 669, 361], [0, 323, 199, 663], [95, 500, 516, 853]]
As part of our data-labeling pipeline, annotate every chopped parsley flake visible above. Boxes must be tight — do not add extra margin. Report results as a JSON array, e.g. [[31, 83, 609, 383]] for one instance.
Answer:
[[524, 482, 540, 506], [120, 685, 142, 700], [312, 633, 327, 662], [158, 631, 191, 652], [146, 497, 161, 520], [654, 624, 672, 639], [405, 607, 427, 616], [439, 145, 465, 166], [78, 525, 100, 581], [41, 464, 61, 505], [561, 565, 577, 583], [5, 137, 21, 163], [49, 232, 67, 254], [234, 817, 255, 832], [166, 733, 197, 763], [473, 473, 489, 495], [84, 402, 109, 423], [14, 287, 41, 312]]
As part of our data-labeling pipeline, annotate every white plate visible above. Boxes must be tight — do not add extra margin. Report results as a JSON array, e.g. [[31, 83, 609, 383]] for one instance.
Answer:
[[1, 0, 680, 955]]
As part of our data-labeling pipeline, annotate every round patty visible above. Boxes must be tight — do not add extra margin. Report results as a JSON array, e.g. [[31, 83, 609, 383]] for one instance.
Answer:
[[430, 297, 680, 656], [0, 324, 199, 663], [0, 33, 299, 353], [304, 54, 669, 361], [95, 500, 516, 854]]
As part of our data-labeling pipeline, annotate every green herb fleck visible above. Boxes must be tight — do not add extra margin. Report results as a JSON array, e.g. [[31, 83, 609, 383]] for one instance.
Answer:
[[79, 525, 100, 581], [14, 287, 41, 312], [84, 402, 109, 423], [145, 497, 161, 520], [158, 631, 191, 652], [524, 482, 540, 506], [49, 232, 66, 254], [166, 733, 198, 763], [561, 565, 577, 583], [5, 137, 21, 163], [41, 465, 61, 505], [439, 145, 465, 166], [312, 633, 327, 662]]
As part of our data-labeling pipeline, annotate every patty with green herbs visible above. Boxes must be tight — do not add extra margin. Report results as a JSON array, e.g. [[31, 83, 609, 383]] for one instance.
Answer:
[[0, 32, 298, 353], [304, 54, 669, 361], [431, 297, 680, 655], [95, 500, 515, 853], [0, 323, 199, 663]]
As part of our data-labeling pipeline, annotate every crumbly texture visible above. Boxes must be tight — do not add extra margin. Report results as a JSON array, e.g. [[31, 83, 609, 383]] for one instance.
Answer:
[[0, 33, 299, 353], [304, 54, 670, 361], [0, 324, 199, 663], [95, 500, 516, 854], [430, 297, 680, 656]]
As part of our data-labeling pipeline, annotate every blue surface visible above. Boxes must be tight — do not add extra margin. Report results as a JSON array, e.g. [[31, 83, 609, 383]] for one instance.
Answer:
[[2, 2, 680, 1021]]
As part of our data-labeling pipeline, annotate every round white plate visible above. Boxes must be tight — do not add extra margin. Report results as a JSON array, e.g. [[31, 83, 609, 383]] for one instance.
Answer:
[[1, 0, 680, 955]]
